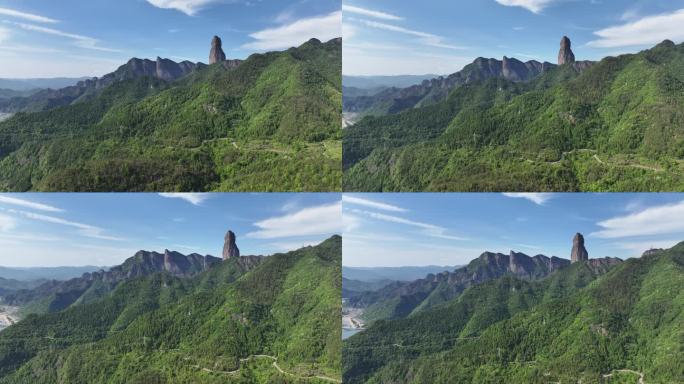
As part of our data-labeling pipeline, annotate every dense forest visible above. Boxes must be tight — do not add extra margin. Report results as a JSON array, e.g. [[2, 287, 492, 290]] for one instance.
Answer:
[[0, 236, 342, 383], [343, 244, 684, 383], [0, 38, 341, 192], [344, 40, 684, 192]]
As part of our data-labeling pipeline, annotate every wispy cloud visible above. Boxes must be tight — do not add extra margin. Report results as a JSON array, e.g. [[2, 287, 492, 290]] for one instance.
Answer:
[[343, 5, 403, 21], [592, 200, 684, 238], [0, 213, 16, 231], [343, 195, 407, 212], [587, 8, 684, 48], [0, 7, 58, 23], [159, 193, 211, 206], [9, 22, 121, 52], [502, 193, 554, 205], [355, 19, 465, 50], [10, 210, 124, 241], [145, 0, 220, 16], [0, 195, 64, 212], [494, 0, 560, 14], [242, 10, 341, 50], [246, 202, 341, 239], [351, 209, 467, 241]]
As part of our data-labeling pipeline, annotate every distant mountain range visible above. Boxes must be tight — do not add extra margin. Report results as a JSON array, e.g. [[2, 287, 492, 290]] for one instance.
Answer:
[[0, 235, 342, 383], [343, 75, 439, 90], [0, 77, 89, 92], [342, 265, 460, 283], [0, 36, 342, 192], [343, 240, 682, 383], [344, 38, 684, 192], [0, 265, 106, 282]]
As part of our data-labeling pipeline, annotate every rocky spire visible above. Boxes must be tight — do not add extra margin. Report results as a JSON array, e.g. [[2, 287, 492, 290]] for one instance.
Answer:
[[571, 233, 588, 263], [222, 230, 240, 260], [209, 35, 226, 64], [558, 36, 576, 65]]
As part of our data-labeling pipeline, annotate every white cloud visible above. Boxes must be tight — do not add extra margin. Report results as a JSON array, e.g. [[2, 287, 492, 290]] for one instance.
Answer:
[[159, 193, 211, 206], [355, 19, 465, 50], [0, 27, 10, 44], [592, 200, 684, 239], [0, 213, 16, 231], [617, 239, 681, 254], [342, 195, 407, 212], [0, 7, 58, 23], [246, 202, 341, 239], [242, 11, 341, 51], [502, 193, 554, 205], [0, 195, 64, 212], [342, 5, 403, 21], [352, 209, 467, 241], [145, 0, 220, 16], [588, 8, 684, 48], [10, 210, 124, 241], [268, 240, 320, 252], [495, 0, 559, 14], [10, 22, 121, 52]]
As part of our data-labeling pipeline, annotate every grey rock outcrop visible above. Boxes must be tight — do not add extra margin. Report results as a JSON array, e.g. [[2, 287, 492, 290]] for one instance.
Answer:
[[223, 230, 240, 260], [209, 35, 226, 64], [558, 36, 576, 65], [571, 233, 589, 263]]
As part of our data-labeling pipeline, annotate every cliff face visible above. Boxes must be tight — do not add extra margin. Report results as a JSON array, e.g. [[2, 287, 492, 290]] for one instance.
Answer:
[[223, 230, 240, 260], [558, 36, 576, 65], [571, 233, 589, 263], [209, 35, 227, 64]]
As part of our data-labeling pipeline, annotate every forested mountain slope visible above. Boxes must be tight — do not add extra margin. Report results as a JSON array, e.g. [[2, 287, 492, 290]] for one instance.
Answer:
[[343, 244, 683, 383], [0, 38, 342, 192], [0, 236, 342, 383], [344, 40, 684, 192]]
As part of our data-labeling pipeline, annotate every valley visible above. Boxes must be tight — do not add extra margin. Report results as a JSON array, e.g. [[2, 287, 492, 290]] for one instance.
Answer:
[[0, 306, 18, 331]]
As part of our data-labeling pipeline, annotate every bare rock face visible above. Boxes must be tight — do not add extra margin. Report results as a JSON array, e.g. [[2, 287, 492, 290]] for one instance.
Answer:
[[571, 233, 588, 263], [558, 36, 576, 65], [223, 230, 240, 260], [209, 35, 226, 64]]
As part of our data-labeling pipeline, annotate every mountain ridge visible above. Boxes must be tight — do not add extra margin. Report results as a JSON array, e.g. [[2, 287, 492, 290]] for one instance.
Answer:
[[343, 243, 682, 383]]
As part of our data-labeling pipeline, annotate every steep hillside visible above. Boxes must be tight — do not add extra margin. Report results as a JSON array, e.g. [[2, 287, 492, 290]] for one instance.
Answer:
[[0, 37, 342, 192], [344, 40, 684, 192], [0, 236, 342, 383], [343, 245, 683, 383]]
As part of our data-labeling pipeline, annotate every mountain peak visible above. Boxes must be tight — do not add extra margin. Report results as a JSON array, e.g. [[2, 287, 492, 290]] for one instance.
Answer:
[[209, 35, 226, 64], [223, 230, 240, 260], [558, 35, 576, 65], [571, 233, 588, 263]]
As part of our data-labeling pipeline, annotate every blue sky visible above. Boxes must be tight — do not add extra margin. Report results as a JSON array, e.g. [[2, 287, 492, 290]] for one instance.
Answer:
[[343, 0, 684, 75], [343, 193, 684, 267], [0, 0, 340, 78], [0, 193, 341, 267]]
